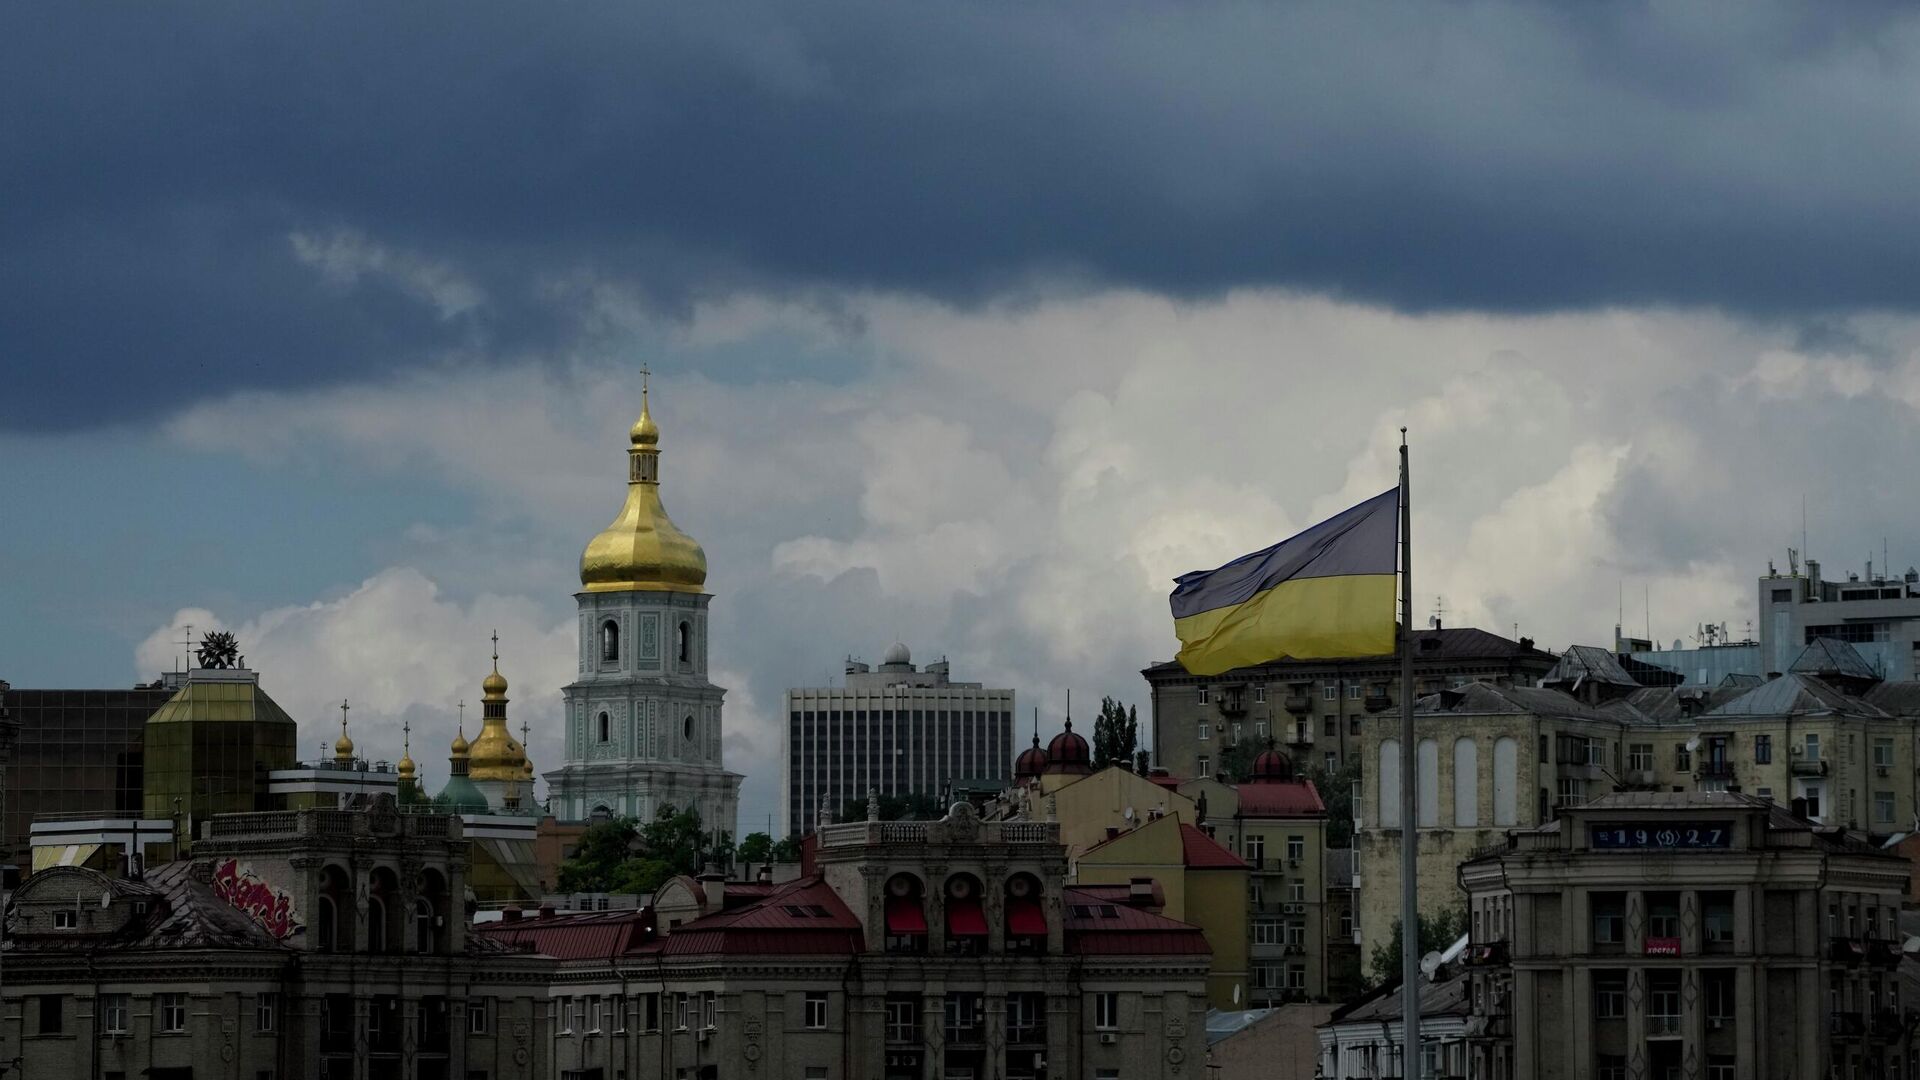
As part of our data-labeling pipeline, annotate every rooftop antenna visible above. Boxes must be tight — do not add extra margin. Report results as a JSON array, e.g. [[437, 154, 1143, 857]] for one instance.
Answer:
[[176, 622, 195, 675], [1802, 494, 1809, 574], [1644, 583, 1651, 644]]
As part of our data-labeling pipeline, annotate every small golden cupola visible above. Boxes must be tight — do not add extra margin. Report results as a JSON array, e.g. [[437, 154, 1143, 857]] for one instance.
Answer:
[[397, 719, 417, 784], [468, 631, 531, 782], [579, 372, 708, 593], [333, 699, 355, 764], [449, 700, 471, 766]]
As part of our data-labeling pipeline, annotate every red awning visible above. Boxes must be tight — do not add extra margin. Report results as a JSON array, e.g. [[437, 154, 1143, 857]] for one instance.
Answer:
[[1007, 898, 1046, 937], [886, 896, 927, 935], [947, 898, 988, 936]]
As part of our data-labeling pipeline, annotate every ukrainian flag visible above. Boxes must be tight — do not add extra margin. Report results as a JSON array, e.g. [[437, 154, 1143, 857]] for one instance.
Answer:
[[1170, 488, 1400, 676]]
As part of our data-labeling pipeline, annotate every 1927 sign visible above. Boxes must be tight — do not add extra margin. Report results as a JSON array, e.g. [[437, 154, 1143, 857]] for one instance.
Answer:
[[1589, 822, 1732, 850]]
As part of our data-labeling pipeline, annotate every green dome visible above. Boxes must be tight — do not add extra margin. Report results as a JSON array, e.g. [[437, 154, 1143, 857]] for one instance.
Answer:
[[434, 774, 489, 813]]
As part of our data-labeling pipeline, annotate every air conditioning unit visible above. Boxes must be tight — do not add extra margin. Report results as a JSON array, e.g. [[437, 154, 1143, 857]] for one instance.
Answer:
[[1708, 1018, 1726, 1030], [1789, 745, 1804, 756], [696, 1028, 711, 1044], [1216, 722, 1226, 732], [1288, 858, 1301, 869], [1099, 1032, 1118, 1045], [1282, 903, 1304, 915], [1878, 766, 1890, 777]]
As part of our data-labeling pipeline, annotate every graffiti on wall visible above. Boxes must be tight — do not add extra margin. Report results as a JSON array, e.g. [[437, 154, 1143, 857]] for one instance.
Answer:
[[212, 859, 302, 939]]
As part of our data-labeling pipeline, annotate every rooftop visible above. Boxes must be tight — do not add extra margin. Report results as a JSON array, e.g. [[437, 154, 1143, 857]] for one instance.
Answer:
[[1144, 626, 1554, 676]]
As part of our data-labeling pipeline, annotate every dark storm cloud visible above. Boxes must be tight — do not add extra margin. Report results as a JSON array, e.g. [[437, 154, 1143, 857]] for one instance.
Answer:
[[9, 2, 1920, 427]]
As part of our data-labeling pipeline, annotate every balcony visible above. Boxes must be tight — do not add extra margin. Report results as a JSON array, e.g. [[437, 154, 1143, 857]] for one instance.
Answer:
[[1363, 693, 1393, 713], [1006, 1024, 1046, 1045], [1868, 939, 1903, 968], [1694, 761, 1735, 782], [1829, 938, 1868, 965], [1283, 695, 1312, 714], [944, 1024, 985, 1046], [1646, 1014, 1682, 1038], [1463, 1014, 1511, 1040], [1218, 695, 1248, 717], [1790, 756, 1829, 778], [1462, 941, 1510, 967], [1829, 1012, 1866, 1039], [1872, 1010, 1907, 1041], [1285, 729, 1315, 748]]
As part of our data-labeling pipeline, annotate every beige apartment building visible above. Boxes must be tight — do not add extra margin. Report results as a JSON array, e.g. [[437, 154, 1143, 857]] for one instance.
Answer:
[[1458, 792, 1911, 1080], [1144, 626, 1557, 782], [1355, 640, 1920, 960]]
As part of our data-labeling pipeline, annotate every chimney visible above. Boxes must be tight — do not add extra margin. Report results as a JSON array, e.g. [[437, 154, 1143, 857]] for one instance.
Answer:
[[536, 904, 556, 920], [700, 868, 725, 911], [1127, 877, 1155, 906], [502, 906, 523, 922], [756, 863, 773, 885]]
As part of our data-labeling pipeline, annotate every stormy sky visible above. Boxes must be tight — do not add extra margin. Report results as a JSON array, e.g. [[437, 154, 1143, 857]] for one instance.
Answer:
[[9, 2, 1920, 831]]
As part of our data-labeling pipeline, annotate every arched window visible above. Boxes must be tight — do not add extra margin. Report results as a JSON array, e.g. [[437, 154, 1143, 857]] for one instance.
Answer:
[[316, 895, 338, 952], [1379, 739, 1401, 828], [598, 711, 610, 743], [1004, 874, 1047, 955], [601, 620, 620, 663], [883, 873, 927, 955], [367, 896, 387, 953], [1417, 739, 1440, 827], [1493, 737, 1519, 826], [1453, 738, 1479, 827], [683, 714, 695, 743], [414, 899, 435, 954], [943, 874, 987, 956], [677, 621, 691, 665]]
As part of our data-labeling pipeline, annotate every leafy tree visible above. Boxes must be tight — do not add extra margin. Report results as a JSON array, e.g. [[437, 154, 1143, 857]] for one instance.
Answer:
[[1217, 739, 1261, 782], [738, 832, 773, 864], [1135, 749, 1151, 774], [834, 792, 945, 823], [1092, 697, 1140, 770], [770, 836, 804, 862], [1305, 759, 1362, 847], [1367, 905, 1466, 987], [555, 805, 731, 895], [397, 780, 433, 808]]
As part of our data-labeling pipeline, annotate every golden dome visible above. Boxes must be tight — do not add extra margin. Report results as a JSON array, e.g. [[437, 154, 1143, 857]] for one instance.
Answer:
[[397, 753, 416, 781], [469, 635, 530, 782], [398, 721, 416, 782], [333, 698, 355, 764], [580, 383, 707, 593], [450, 730, 470, 757]]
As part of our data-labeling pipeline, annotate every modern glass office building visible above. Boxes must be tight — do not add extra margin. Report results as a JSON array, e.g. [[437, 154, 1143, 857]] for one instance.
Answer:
[[1, 683, 177, 871]]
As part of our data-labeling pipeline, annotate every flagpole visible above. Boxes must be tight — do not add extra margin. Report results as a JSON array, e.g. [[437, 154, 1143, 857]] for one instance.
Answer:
[[1399, 427, 1421, 1078]]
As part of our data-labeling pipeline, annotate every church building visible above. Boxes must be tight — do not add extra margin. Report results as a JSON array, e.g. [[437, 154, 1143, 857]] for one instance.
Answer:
[[544, 383, 742, 835]]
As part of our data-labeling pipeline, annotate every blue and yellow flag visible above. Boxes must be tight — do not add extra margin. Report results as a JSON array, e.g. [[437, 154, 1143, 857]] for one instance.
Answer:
[[1170, 488, 1399, 676]]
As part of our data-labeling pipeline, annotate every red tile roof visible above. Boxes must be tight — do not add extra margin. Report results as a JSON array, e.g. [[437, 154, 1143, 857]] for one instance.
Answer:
[[1236, 778, 1326, 817], [1179, 823, 1248, 869], [1062, 887, 1210, 956], [473, 909, 654, 961], [1145, 774, 1185, 791], [659, 877, 865, 956]]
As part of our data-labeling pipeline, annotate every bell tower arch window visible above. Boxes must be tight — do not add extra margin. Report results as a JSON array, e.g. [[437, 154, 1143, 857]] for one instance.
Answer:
[[601, 620, 620, 663], [677, 621, 691, 667]]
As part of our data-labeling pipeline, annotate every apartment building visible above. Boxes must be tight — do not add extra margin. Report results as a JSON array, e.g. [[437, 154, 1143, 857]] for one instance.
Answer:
[[1458, 792, 1911, 1080]]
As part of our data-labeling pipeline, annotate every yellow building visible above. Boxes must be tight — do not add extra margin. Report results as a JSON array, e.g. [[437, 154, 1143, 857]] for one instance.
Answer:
[[1021, 763, 1198, 861], [1077, 811, 1250, 1009]]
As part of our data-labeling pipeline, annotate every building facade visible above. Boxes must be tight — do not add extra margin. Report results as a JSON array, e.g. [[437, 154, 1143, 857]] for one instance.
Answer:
[[1354, 639, 1920, 968], [479, 802, 1213, 1080], [1459, 792, 1911, 1080], [1, 803, 554, 1080], [1144, 627, 1557, 782], [1760, 557, 1920, 681], [783, 643, 1014, 836], [546, 385, 742, 834]]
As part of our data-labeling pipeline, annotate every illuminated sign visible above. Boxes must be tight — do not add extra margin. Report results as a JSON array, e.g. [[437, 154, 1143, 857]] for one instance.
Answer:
[[1644, 937, 1681, 956], [1589, 822, 1732, 850]]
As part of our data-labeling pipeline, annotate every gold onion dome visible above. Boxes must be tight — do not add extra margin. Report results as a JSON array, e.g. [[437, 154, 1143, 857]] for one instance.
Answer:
[[580, 380, 707, 593], [334, 699, 355, 764], [397, 721, 417, 781], [468, 634, 531, 782], [450, 729, 470, 757], [397, 752, 416, 781]]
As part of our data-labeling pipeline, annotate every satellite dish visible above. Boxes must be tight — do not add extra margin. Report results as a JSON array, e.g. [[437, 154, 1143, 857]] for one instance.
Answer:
[[1684, 735, 1702, 753], [1123, 806, 1135, 822], [1232, 983, 1242, 1004], [101, 891, 113, 909], [1420, 950, 1444, 978]]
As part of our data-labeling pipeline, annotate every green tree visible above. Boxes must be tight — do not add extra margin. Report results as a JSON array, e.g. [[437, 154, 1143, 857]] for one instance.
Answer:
[[1305, 758, 1362, 847], [1217, 739, 1261, 782], [770, 836, 804, 862], [834, 792, 945, 823], [1135, 749, 1151, 774], [1367, 905, 1466, 987], [738, 832, 773, 864], [555, 805, 731, 895], [1092, 697, 1140, 770]]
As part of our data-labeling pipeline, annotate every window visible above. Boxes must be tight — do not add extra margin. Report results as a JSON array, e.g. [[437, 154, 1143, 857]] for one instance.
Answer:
[[1591, 893, 1624, 946], [1254, 920, 1282, 946], [703, 992, 716, 1029], [1288, 881, 1305, 902], [1197, 685, 1210, 704], [256, 993, 278, 1033], [1805, 733, 1821, 762], [1196, 721, 1209, 742], [1597, 1055, 1627, 1080], [1593, 973, 1626, 1018], [37, 995, 63, 1035], [598, 712, 610, 742], [584, 995, 601, 1033], [1338, 908, 1353, 938], [1286, 921, 1306, 947], [1094, 992, 1119, 1030], [1286, 835, 1305, 862], [159, 993, 188, 1033], [1322, 716, 1336, 736], [1675, 743, 1691, 771], [1876, 790, 1896, 824], [1287, 964, 1306, 989], [1555, 777, 1587, 809], [1245, 836, 1265, 866], [1754, 734, 1771, 764], [1703, 892, 1734, 948], [677, 621, 691, 664], [674, 993, 689, 1030], [1254, 686, 1266, 703], [804, 992, 828, 1030], [1197, 755, 1211, 776], [1230, 721, 1243, 742], [601, 620, 619, 662], [102, 994, 130, 1035], [1805, 785, 1823, 818], [1875, 738, 1895, 768], [1628, 743, 1652, 771], [1346, 685, 1363, 699], [886, 998, 917, 1043], [805, 1070, 828, 1080], [1647, 893, 1680, 938], [1705, 969, 1735, 1022], [52, 909, 76, 930], [641, 993, 659, 1033], [1249, 878, 1263, 905], [468, 998, 492, 1035], [1349, 715, 1361, 735], [1706, 1058, 1736, 1080], [1323, 685, 1337, 701], [1324, 751, 1338, 772]]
